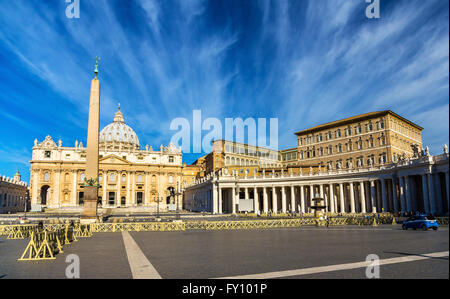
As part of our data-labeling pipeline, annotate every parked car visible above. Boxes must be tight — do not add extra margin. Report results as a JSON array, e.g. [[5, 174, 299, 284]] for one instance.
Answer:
[[402, 215, 439, 231]]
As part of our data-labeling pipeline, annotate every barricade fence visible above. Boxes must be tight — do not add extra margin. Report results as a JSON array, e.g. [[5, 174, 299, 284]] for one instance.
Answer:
[[18, 224, 78, 261]]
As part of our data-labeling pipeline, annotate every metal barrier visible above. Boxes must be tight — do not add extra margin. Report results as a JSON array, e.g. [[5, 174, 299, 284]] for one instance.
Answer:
[[5, 225, 39, 239], [437, 217, 449, 225], [184, 219, 305, 230], [90, 222, 186, 232], [18, 225, 75, 261]]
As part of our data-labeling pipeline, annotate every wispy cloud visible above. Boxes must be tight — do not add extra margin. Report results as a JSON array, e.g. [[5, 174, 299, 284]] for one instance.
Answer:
[[0, 0, 448, 183]]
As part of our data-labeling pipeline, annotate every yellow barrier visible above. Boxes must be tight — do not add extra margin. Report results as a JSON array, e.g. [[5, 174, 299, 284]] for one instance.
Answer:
[[91, 222, 186, 232], [437, 217, 449, 225], [6, 225, 39, 239], [18, 225, 76, 261]]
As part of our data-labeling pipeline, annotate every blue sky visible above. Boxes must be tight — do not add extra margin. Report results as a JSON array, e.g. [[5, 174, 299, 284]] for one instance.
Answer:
[[0, 0, 448, 183]]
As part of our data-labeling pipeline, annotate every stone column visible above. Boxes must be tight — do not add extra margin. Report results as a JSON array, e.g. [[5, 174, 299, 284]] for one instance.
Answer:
[[300, 185, 305, 213], [232, 186, 237, 214], [72, 170, 77, 206], [370, 180, 377, 213], [309, 185, 314, 213], [131, 172, 136, 206], [290, 186, 295, 213], [360, 181, 366, 213], [349, 182, 355, 213], [144, 172, 149, 205], [404, 176, 412, 212], [272, 186, 278, 214], [213, 184, 218, 214], [254, 187, 259, 213], [391, 178, 398, 213], [319, 185, 324, 199], [126, 172, 131, 206], [218, 187, 223, 214], [32, 170, 39, 205], [339, 183, 345, 213], [445, 171, 449, 214], [245, 187, 249, 200], [381, 179, 387, 212], [329, 183, 335, 213], [427, 173, 436, 215], [421, 174, 430, 214], [102, 172, 107, 207], [54, 170, 61, 207], [399, 177, 406, 213], [281, 186, 287, 213], [263, 187, 268, 213], [117, 172, 122, 206]]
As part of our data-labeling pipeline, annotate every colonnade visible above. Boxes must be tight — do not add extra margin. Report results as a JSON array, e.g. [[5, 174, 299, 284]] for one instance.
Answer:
[[212, 171, 448, 215]]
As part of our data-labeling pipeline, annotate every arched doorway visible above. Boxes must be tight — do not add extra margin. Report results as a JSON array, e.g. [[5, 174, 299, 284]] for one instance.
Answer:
[[40, 185, 50, 205]]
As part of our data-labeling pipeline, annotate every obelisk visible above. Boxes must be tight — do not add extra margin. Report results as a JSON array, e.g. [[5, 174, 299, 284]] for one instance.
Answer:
[[81, 57, 101, 221]]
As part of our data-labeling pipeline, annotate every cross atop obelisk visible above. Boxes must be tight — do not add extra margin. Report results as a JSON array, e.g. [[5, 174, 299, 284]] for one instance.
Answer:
[[82, 58, 101, 222]]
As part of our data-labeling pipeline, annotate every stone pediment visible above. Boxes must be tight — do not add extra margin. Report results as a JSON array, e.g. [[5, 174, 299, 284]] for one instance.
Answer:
[[99, 155, 131, 165], [38, 136, 57, 148]]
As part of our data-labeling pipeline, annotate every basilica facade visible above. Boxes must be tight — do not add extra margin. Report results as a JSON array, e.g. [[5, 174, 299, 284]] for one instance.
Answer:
[[29, 106, 194, 211]]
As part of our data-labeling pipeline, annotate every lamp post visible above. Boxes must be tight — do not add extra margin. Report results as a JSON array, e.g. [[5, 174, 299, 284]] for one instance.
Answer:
[[168, 185, 182, 220]]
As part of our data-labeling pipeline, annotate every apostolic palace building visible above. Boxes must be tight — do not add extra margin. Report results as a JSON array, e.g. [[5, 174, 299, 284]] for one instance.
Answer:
[[184, 112, 449, 216]]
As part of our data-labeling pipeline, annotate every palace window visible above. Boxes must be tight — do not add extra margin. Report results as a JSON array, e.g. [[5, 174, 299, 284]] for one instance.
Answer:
[[335, 129, 341, 138], [368, 135, 374, 147], [327, 131, 332, 140], [80, 173, 85, 182], [44, 172, 50, 182], [169, 156, 174, 163], [355, 124, 362, 134], [357, 157, 364, 167], [44, 151, 51, 158], [357, 137, 363, 150], [137, 174, 143, 183], [318, 134, 323, 142], [110, 174, 115, 182], [122, 175, 126, 183], [169, 176, 173, 184], [379, 154, 387, 164], [337, 144, 343, 153]]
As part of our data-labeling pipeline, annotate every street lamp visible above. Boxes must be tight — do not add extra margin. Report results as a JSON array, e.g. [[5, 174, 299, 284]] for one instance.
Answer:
[[168, 185, 182, 220]]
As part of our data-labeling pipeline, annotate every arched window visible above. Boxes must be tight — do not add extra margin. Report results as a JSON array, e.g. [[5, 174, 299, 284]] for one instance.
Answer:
[[110, 173, 115, 182], [80, 173, 85, 182], [137, 174, 143, 183], [44, 172, 50, 182], [169, 175, 173, 184], [122, 175, 126, 183]]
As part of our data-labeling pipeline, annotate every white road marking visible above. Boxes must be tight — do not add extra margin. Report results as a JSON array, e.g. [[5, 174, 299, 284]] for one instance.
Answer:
[[122, 231, 162, 279], [215, 251, 449, 279]]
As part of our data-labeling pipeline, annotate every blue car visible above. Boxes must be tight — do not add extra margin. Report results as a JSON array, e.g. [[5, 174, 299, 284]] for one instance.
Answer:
[[402, 215, 439, 231]]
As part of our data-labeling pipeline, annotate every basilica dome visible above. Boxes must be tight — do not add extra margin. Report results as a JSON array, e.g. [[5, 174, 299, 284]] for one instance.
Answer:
[[99, 105, 140, 150]]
